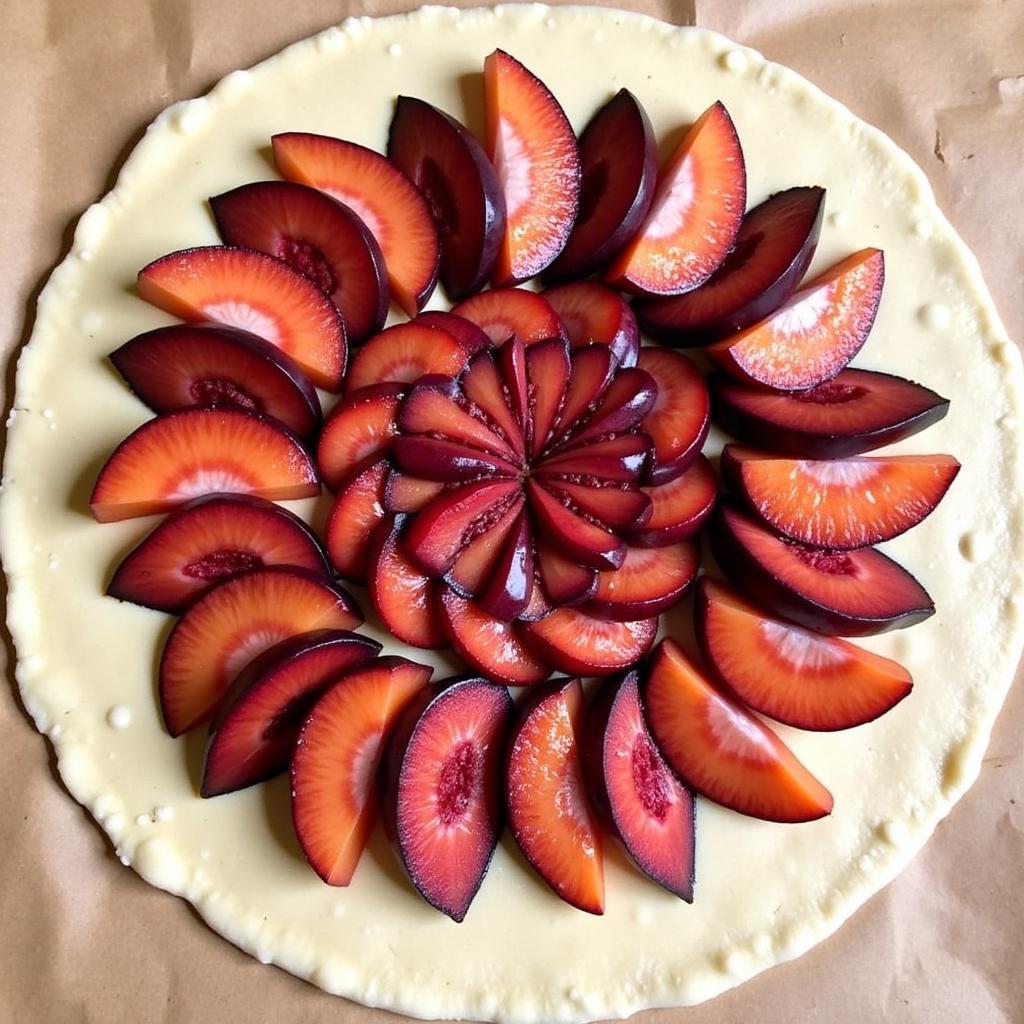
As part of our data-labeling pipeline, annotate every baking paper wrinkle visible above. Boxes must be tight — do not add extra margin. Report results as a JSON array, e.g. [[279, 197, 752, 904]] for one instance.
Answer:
[[1, 1, 1022, 1023], [996, 75, 1024, 101]]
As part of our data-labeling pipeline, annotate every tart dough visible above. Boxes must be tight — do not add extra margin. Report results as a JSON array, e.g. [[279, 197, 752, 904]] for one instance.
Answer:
[[3, 5, 1022, 1021]]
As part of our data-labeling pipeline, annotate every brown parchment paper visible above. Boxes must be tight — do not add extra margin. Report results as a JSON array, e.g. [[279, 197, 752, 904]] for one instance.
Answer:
[[2, 1, 1022, 1021]]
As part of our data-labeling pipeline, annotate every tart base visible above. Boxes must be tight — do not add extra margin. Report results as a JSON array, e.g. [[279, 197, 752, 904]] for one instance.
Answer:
[[3, 6, 1023, 1022]]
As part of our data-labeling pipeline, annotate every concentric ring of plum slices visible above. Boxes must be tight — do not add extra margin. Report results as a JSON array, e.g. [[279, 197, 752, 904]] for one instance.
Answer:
[[86, 44, 960, 924]]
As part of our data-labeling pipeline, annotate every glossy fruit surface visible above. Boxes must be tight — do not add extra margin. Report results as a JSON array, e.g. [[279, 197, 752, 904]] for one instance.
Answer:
[[438, 589, 551, 686], [324, 457, 389, 582], [636, 348, 710, 483], [368, 514, 448, 649], [606, 102, 746, 296], [709, 369, 950, 457], [210, 180, 388, 341], [110, 323, 322, 441], [90, 407, 319, 522], [722, 445, 960, 549], [543, 282, 640, 367], [272, 132, 439, 315], [107, 493, 330, 613], [636, 186, 824, 345], [451, 287, 566, 346], [711, 503, 934, 636], [642, 638, 834, 822], [202, 629, 381, 796], [388, 96, 506, 300], [586, 541, 700, 621], [291, 656, 433, 885], [584, 671, 695, 899], [346, 322, 466, 392], [521, 607, 658, 675], [382, 678, 512, 920], [629, 456, 717, 547], [707, 248, 884, 391], [484, 49, 580, 284], [317, 383, 404, 492], [159, 567, 362, 736], [137, 245, 347, 390], [547, 89, 657, 280], [696, 578, 913, 731], [506, 679, 605, 913]]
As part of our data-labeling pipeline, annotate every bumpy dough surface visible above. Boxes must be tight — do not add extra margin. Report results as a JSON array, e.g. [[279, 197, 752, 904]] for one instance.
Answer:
[[3, 6, 1022, 1022]]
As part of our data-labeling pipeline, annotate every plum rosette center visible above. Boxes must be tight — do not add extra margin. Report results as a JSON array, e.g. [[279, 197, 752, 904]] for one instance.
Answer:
[[386, 333, 696, 628]]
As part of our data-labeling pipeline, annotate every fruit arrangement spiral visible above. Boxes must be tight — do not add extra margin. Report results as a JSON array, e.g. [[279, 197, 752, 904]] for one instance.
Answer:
[[89, 48, 958, 920]]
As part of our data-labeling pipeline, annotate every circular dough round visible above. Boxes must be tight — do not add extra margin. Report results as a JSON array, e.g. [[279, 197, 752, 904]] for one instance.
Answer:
[[4, 6, 1022, 1021]]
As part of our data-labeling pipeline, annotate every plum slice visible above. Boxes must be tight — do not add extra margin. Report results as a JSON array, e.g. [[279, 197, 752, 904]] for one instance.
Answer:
[[550, 344, 617, 444], [642, 638, 834, 822], [109, 323, 322, 442], [722, 445, 960, 549], [452, 287, 567, 346], [606, 102, 746, 296], [536, 542, 598, 606], [562, 367, 658, 447], [583, 671, 695, 900], [461, 348, 526, 458], [710, 503, 934, 636], [137, 246, 346, 391], [272, 132, 439, 315], [210, 180, 388, 342], [542, 282, 640, 367], [525, 338, 571, 458], [346, 322, 466, 392], [397, 375, 519, 461], [536, 433, 650, 484], [585, 541, 700, 621], [521, 606, 658, 676], [546, 89, 657, 282], [629, 456, 717, 547], [368, 515, 447, 650], [491, 335, 529, 433], [107, 493, 330, 613], [478, 508, 535, 621], [89, 407, 319, 523], [438, 589, 550, 686], [636, 348, 710, 484], [159, 567, 362, 736], [636, 186, 825, 345], [500, 342, 531, 453], [446, 498, 524, 598], [324, 457, 389, 582], [696, 578, 913, 731], [317, 382, 404, 491], [519, 578, 553, 622], [392, 436, 520, 482], [381, 678, 512, 921], [707, 248, 885, 391], [709, 369, 951, 457], [404, 479, 521, 576], [484, 50, 581, 284], [526, 480, 626, 571], [384, 471, 445, 514], [201, 629, 381, 797], [388, 96, 506, 300], [291, 656, 433, 885], [506, 679, 604, 913], [414, 311, 491, 355], [544, 480, 652, 532]]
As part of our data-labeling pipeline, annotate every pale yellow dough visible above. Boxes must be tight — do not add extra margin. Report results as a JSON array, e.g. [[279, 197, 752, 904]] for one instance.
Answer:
[[3, 5, 1023, 1021]]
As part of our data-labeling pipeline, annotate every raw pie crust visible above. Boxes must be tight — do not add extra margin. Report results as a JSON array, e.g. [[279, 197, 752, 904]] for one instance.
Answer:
[[4, 5, 1023, 1021]]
